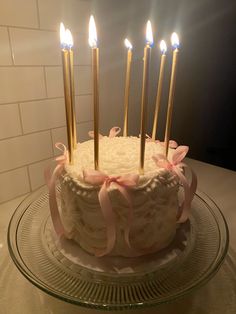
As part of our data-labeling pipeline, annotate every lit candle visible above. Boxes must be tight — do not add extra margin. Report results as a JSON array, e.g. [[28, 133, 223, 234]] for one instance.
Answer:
[[139, 20, 153, 174], [89, 15, 99, 170], [152, 40, 167, 140], [60, 23, 73, 164], [123, 38, 133, 137], [164, 32, 179, 157], [65, 29, 77, 150]]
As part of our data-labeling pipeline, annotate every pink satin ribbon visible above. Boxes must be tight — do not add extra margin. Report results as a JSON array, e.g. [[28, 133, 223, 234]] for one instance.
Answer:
[[152, 145, 197, 223], [44, 143, 68, 236], [145, 134, 178, 148], [83, 169, 139, 257], [89, 126, 121, 139]]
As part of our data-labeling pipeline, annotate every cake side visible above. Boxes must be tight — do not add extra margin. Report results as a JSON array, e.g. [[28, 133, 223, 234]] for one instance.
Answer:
[[59, 136, 180, 257], [60, 169, 179, 257]]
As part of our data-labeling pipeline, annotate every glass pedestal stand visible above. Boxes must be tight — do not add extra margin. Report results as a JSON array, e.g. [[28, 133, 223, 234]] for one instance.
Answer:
[[8, 186, 229, 311]]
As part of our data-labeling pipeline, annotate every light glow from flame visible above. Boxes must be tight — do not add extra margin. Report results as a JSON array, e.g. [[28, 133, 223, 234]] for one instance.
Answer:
[[146, 20, 153, 46], [60, 22, 73, 49], [89, 15, 97, 48], [171, 32, 179, 49], [124, 38, 132, 50], [160, 40, 167, 54], [60, 22, 67, 48], [65, 29, 73, 49]]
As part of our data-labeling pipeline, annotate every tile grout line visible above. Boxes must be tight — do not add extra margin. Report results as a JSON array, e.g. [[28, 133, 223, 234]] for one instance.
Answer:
[[0, 64, 91, 68], [49, 129, 55, 157], [0, 157, 53, 176], [0, 24, 89, 35], [26, 165, 33, 192], [6, 27, 15, 65], [43, 66, 48, 97], [0, 192, 30, 206], [0, 128, 55, 143], [0, 116, 95, 175], [0, 24, 56, 32], [35, 0, 41, 29], [0, 119, 94, 143], [0, 92, 92, 106], [17, 103, 24, 135]]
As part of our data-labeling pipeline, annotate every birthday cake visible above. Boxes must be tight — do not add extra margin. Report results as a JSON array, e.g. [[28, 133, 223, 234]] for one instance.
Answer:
[[46, 131, 197, 258]]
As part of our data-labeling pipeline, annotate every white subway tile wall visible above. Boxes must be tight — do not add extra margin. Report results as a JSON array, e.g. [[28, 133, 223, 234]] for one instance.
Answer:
[[0, 131, 53, 172], [0, 67, 46, 103], [0, 167, 30, 203], [51, 121, 93, 156], [20, 98, 66, 133], [0, 0, 39, 28], [0, 104, 22, 139], [0, 0, 92, 203], [28, 158, 53, 190], [75, 95, 93, 123], [0, 27, 12, 65], [10, 28, 61, 65], [44, 66, 64, 98], [38, 0, 90, 31]]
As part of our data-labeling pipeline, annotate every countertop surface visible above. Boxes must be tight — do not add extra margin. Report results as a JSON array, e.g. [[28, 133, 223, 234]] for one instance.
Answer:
[[0, 158, 236, 314]]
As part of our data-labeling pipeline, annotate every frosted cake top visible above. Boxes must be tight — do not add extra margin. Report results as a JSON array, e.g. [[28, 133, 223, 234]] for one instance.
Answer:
[[65, 136, 175, 179]]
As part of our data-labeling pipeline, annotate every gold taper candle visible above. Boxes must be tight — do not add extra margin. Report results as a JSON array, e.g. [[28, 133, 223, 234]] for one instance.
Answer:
[[92, 48, 99, 170], [66, 29, 77, 150], [152, 40, 167, 140], [60, 23, 73, 164], [123, 39, 133, 137], [139, 21, 153, 174], [164, 32, 179, 157], [89, 15, 99, 170]]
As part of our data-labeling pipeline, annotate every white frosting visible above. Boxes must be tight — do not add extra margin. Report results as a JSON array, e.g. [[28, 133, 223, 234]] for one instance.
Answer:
[[65, 136, 175, 180], [60, 136, 180, 257]]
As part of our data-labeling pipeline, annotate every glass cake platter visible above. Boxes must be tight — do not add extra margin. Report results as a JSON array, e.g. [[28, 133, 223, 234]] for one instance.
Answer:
[[7, 186, 229, 310]]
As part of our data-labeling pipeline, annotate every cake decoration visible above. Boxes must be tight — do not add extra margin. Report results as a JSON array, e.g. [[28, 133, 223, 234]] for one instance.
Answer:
[[88, 126, 121, 139], [83, 170, 139, 256], [152, 145, 197, 223], [145, 134, 178, 148], [45, 134, 197, 257], [45, 143, 68, 237]]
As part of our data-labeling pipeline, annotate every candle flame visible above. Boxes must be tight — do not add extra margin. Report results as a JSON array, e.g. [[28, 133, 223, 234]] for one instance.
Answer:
[[171, 32, 179, 49], [89, 15, 97, 48], [146, 20, 153, 46], [160, 40, 167, 54], [65, 29, 73, 49], [60, 22, 67, 48], [60, 23, 73, 49], [124, 38, 132, 50]]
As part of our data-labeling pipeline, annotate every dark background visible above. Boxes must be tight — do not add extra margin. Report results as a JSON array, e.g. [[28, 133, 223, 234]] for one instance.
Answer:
[[92, 0, 236, 171]]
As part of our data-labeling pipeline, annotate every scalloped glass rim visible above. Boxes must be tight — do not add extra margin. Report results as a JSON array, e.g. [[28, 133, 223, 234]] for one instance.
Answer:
[[7, 186, 229, 310]]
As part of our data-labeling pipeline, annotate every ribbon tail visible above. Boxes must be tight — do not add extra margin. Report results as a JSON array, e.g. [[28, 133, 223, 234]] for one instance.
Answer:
[[189, 167, 197, 203], [96, 182, 116, 257], [175, 165, 197, 223], [114, 184, 133, 249], [45, 164, 65, 237], [174, 167, 191, 223]]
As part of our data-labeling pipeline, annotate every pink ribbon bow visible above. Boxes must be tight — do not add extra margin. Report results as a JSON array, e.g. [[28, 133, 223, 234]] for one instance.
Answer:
[[152, 146, 197, 223], [156, 139, 178, 149], [145, 134, 178, 148], [88, 126, 121, 139], [83, 170, 139, 257], [44, 143, 68, 236]]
